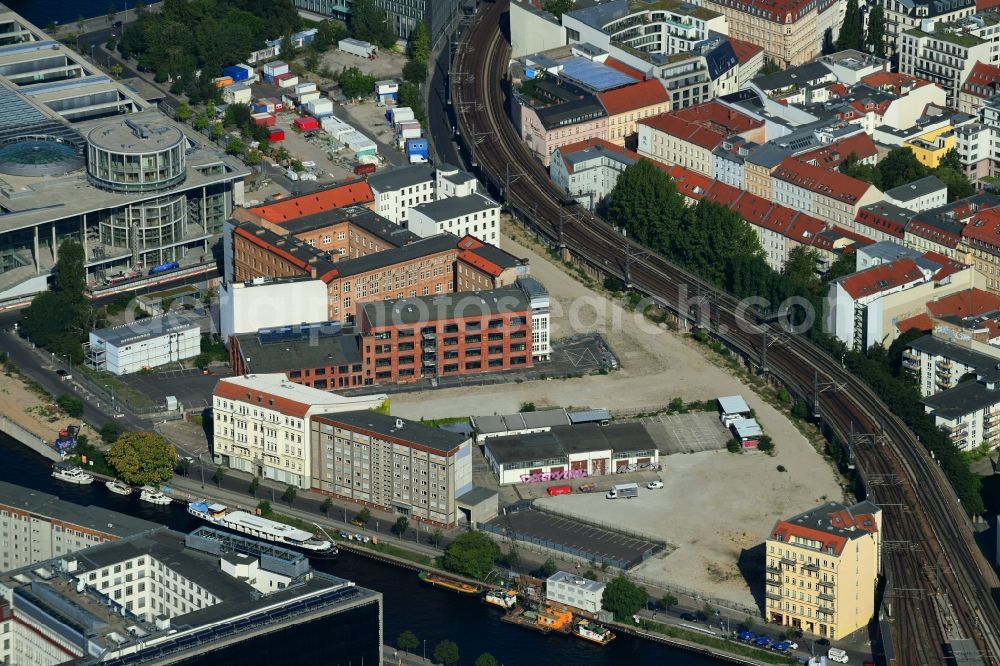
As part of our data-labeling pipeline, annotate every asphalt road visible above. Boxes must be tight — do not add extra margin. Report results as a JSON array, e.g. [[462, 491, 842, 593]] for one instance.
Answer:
[[428, 37, 461, 166]]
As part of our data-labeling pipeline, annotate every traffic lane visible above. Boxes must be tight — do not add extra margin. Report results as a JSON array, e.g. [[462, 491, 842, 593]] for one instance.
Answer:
[[428, 38, 459, 166]]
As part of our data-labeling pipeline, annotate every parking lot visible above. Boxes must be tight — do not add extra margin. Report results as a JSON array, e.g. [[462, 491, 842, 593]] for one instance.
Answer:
[[642, 412, 730, 454], [270, 113, 358, 183], [119, 367, 230, 412], [485, 507, 665, 569]]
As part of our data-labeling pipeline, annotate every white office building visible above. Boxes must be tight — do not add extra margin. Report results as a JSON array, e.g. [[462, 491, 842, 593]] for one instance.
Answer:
[[368, 164, 436, 225], [212, 374, 387, 488], [86, 315, 200, 375], [546, 571, 606, 613], [219, 276, 329, 340], [408, 193, 501, 247]]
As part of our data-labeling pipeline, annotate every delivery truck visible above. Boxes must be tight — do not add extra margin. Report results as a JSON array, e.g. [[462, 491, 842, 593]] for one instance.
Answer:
[[606, 483, 639, 499]]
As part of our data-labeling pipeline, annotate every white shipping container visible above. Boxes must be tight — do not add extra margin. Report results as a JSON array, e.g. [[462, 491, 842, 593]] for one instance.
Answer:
[[298, 90, 320, 104], [286, 169, 299, 181], [399, 126, 422, 140], [307, 99, 334, 117], [321, 117, 354, 139], [295, 82, 317, 95], [391, 107, 415, 125], [338, 38, 376, 58], [224, 84, 252, 105], [277, 75, 299, 89], [263, 61, 289, 77]]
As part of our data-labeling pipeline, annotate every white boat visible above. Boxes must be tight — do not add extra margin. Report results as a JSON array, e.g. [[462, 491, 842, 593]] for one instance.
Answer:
[[52, 465, 94, 485], [485, 589, 518, 609], [139, 486, 172, 505], [187, 501, 336, 556], [105, 479, 132, 495]]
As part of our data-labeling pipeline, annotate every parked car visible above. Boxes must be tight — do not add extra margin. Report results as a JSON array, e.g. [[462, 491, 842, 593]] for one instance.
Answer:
[[773, 641, 792, 652], [578, 483, 596, 493], [546, 485, 572, 496], [646, 480, 664, 489], [737, 630, 755, 642], [785, 640, 799, 650], [816, 638, 831, 646], [754, 636, 772, 648], [680, 613, 698, 622]]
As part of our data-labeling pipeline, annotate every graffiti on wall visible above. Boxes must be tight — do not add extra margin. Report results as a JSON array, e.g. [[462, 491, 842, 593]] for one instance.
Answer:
[[520, 469, 590, 483], [615, 462, 661, 474]]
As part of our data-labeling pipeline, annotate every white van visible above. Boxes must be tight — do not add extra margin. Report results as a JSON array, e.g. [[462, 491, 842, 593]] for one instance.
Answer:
[[827, 647, 849, 663]]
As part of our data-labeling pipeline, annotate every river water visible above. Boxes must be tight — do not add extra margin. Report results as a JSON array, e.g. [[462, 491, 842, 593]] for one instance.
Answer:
[[0, 432, 730, 664]]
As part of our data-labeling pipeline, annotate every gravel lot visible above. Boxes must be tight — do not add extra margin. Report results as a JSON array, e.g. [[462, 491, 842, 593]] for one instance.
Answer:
[[270, 113, 357, 183], [320, 47, 408, 81], [390, 223, 846, 607], [536, 449, 843, 610]]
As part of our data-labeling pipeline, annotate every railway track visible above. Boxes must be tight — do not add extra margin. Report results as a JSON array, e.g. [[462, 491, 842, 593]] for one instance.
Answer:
[[452, 1, 1000, 662]]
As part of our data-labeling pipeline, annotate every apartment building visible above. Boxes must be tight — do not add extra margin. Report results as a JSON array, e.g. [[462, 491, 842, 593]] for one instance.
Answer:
[[697, 0, 833, 66], [597, 78, 670, 145], [899, 20, 991, 107], [237, 180, 375, 226], [962, 205, 1000, 293], [637, 100, 765, 176], [310, 410, 473, 526], [356, 286, 536, 383], [657, 37, 743, 111], [550, 138, 648, 209], [0, 527, 383, 666], [854, 202, 912, 243], [368, 164, 436, 225], [0, 481, 159, 572], [906, 333, 1000, 396], [923, 373, 1000, 450], [212, 374, 387, 488], [765, 501, 881, 641], [515, 82, 610, 166], [959, 61, 1000, 113], [408, 193, 501, 247], [885, 0, 976, 56], [772, 158, 884, 231], [883, 176, 949, 212], [456, 235, 530, 292]]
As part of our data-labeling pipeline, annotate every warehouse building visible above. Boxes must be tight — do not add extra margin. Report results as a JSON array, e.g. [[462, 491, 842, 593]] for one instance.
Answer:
[[484, 422, 659, 485], [0, 480, 160, 572], [86, 314, 200, 375]]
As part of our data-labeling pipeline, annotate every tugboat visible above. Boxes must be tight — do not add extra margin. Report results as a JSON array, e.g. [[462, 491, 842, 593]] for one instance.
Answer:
[[187, 501, 336, 557], [51, 463, 94, 485], [484, 588, 518, 609], [138, 486, 172, 506], [418, 571, 483, 594], [105, 479, 132, 496], [573, 619, 616, 645]]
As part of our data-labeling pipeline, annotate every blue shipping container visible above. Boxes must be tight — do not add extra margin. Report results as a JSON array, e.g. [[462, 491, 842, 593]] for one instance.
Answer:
[[253, 104, 268, 113], [223, 65, 249, 82], [406, 139, 429, 163]]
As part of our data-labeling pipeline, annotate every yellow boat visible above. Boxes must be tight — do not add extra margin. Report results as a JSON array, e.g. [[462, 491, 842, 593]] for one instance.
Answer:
[[418, 571, 482, 594]]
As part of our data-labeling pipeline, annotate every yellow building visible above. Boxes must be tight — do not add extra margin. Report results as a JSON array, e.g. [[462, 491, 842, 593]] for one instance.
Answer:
[[765, 501, 881, 641], [904, 126, 955, 168]]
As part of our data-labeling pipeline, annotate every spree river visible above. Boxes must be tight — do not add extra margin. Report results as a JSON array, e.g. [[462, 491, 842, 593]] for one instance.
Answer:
[[0, 433, 730, 665]]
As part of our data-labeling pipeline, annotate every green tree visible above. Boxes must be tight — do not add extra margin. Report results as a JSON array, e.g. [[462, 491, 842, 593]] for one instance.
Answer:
[[321, 497, 333, 515], [174, 102, 193, 123], [601, 576, 647, 621], [877, 147, 930, 191], [106, 432, 177, 485], [433, 640, 460, 666], [403, 59, 427, 84], [542, 0, 574, 18], [602, 159, 685, 251], [757, 435, 775, 454], [213, 466, 227, 486], [211, 122, 224, 141], [408, 22, 430, 64], [582, 569, 599, 580], [824, 251, 857, 282], [839, 153, 882, 189], [519, 401, 536, 412], [249, 475, 260, 497], [442, 531, 501, 579], [351, 0, 395, 48], [475, 654, 499, 666], [392, 516, 409, 536], [282, 484, 297, 503], [397, 81, 425, 122], [257, 500, 271, 515], [99, 421, 122, 444], [934, 166, 974, 202], [193, 112, 209, 131], [836, 0, 863, 51], [430, 528, 444, 547], [313, 19, 346, 52], [397, 630, 419, 654], [57, 394, 84, 417], [357, 507, 371, 525], [540, 558, 558, 577], [791, 398, 811, 420], [337, 66, 377, 99], [867, 4, 886, 57], [759, 59, 782, 75], [662, 593, 678, 609], [226, 137, 245, 156]]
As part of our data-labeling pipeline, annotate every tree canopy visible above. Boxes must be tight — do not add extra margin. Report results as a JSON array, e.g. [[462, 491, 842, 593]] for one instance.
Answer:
[[841, 147, 974, 201], [338, 66, 377, 99], [867, 4, 886, 57], [106, 432, 177, 485], [408, 23, 430, 64], [601, 576, 647, 621], [397, 630, 419, 653], [441, 531, 500, 579], [835, 0, 863, 51], [433, 640, 460, 666], [542, 0, 574, 18], [350, 0, 395, 48], [21, 239, 91, 363]]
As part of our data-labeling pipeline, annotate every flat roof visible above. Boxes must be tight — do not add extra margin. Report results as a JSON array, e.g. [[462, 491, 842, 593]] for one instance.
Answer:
[[233, 328, 363, 374], [548, 570, 606, 593], [485, 422, 657, 465], [362, 286, 530, 327], [92, 314, 199, 347], [411, 192, 499, 222], [473, 408, 570, 433], [718, 395, 750, 414], [280, 205, 419, 247], [923, 379, 1000, 418], [0, 480, 160, 538], [334, 232, 458, 278], [367, 163, 435, 192], [885, 175, 947, 202], [216, 373, 362, 406], [87, 116, 185, 153], [314, 410, 468, 453], [908, 334, 1000, 372]]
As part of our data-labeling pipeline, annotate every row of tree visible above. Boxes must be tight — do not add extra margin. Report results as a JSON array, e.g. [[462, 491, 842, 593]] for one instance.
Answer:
[[599, 159, 985, 513], [397, 630, 499, 666], [840, 147, 974, 202], [836, 0, 885, 57]]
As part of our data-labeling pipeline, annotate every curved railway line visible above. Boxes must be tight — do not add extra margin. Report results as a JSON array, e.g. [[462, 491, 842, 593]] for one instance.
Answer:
[[451, 1, 1000, 662]]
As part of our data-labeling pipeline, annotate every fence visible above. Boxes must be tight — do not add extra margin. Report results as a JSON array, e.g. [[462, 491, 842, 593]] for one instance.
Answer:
[[479, 520, 633, 570], [0, 416, 60, 461]]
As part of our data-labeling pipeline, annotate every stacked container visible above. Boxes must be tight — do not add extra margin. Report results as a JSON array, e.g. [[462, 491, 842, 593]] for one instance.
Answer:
[[251, 113, 276, 127], [294, 116, 320, 131], [276, 72, 298, 88], [396, 120, 421, 140], [406, 138, 429, 164], [261, 60, 289, 82], [306, 98, 334, 118]]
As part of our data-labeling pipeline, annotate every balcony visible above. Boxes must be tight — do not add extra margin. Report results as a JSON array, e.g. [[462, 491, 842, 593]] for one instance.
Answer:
[[801, 562, 819, 573], [766, 565, 782, 575], [817, 579, 835, 589], [766, 591, 782, 601], [766, 576, 783, 586], [818, 592, 835, 602], [780, 555, 796, 566], [816, 606, 835, 616], [421, 331, 437, 340], [422, 343, 437, 352]]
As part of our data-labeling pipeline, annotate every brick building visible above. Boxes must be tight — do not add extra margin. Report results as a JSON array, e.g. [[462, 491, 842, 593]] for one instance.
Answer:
[[456, 235, 530, 291]]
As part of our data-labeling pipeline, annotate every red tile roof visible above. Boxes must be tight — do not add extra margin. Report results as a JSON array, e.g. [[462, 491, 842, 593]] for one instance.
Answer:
[[895, 312, 934, 334], [773, 157, 876, 204], [727, 37, 764, 65], [978, 0, 1000, 12], [213, 381, 311, 418], [603, 58, 647, 81], [796, 133, 877, 169], [598, 78, 669, 116], [963, 206, 1000, 254], [639, 101, 762, 151], [961, 62, 1000, 100], [669, 165, 715, 199], [838, 258, 924, 300], [927, 288, 1000, 318], [249, 180, 374, 223], [770, 522, 849, 556], [861, 71, 933, 95], [922, 251, 968, 280]]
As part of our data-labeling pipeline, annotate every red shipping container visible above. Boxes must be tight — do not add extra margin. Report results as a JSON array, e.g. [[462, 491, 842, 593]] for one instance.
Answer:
[[353, 163, 376, 175], [268, 128, 285, 142], [251, 113, 275, 127], [294, 116, 319, 131]]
